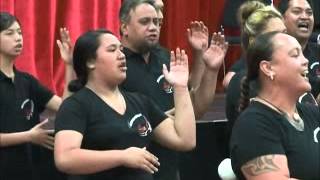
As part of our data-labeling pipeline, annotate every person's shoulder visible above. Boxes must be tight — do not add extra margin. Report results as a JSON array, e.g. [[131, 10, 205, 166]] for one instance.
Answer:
[[228, 71, 246, 90], [236, 102, 277, 126], [66, 88, 94, 103], [305, 42, 320, 59], [297, 103, 320, 118], [14, 69, 37, 81], [151, 44, 170, 58]]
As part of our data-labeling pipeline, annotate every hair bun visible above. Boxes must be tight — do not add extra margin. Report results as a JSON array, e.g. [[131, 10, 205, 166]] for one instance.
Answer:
[[238, 1, 266, 27]]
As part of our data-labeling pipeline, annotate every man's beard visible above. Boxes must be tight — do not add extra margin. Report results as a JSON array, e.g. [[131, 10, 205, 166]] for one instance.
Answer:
[[136, 40, 158, 54]]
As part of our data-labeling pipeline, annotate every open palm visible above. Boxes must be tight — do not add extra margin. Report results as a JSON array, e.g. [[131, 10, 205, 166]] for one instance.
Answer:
[[203, 32, 228, 70], [57, 27, 73, 65], [187, 21, 208, 52], [163, 48, 189, 87]]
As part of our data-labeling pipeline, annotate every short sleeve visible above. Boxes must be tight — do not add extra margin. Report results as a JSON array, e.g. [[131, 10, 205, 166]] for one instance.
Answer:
[[55, 97, 87, 134], [29, 74, 54, 112], [142, 95, 167, 129], [230, 111, 285, 174]]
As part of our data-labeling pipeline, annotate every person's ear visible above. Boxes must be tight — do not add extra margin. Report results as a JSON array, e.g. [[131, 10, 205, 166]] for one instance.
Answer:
[[260, 60, 275, 81], [121, 23, 129, 37]]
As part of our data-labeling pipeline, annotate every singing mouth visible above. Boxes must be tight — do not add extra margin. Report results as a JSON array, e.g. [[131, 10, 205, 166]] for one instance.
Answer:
[[297, 22, 310, 31], [15, 44, 23, 48], [301, 69, 309, 80]]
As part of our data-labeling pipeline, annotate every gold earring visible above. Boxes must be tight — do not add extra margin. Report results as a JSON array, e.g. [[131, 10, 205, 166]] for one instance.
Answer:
[[270, 74, 274, 81]]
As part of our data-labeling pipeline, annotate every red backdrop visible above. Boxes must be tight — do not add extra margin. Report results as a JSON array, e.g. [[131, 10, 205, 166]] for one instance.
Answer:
[[1, 0, 269, 95]]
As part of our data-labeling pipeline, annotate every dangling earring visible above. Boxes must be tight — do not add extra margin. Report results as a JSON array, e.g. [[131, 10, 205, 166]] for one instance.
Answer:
[[270, 73, 274, 81]]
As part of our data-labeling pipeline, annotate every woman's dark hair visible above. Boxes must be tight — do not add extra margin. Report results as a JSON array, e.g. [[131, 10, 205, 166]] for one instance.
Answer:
[[68, 29, 113, 92], [0, 12, 21, 32], [239, 31, 280, 111]]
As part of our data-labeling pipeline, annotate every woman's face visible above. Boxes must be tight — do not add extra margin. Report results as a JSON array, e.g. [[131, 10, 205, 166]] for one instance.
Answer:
[[269, 33, 310, 94], [92, 33, 127, 85], [0, 21, 23, 58]]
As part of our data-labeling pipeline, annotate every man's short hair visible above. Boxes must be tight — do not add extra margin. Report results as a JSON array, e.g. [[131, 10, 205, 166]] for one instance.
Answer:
[[119, 0, 156, 24]]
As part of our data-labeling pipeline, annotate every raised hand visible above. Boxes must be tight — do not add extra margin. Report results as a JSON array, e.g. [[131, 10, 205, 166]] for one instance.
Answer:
[[203, 32, 228, 71], [123, 147, 159, 174], [28, 119, 54, 150], [187, 21, 209, 52], [57, 27, 73, 65], [163, 48, 189, 88]]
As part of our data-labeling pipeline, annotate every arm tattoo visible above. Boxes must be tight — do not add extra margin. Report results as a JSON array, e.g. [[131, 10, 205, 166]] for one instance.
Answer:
[[242, 155, 280, 176]]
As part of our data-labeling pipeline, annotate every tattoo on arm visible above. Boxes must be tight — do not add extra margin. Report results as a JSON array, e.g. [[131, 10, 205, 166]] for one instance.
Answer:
[[242, 155, 280, 176]]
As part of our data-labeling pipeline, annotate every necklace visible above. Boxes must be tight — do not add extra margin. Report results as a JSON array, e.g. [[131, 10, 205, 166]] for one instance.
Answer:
[[251, 97, 304, 131]]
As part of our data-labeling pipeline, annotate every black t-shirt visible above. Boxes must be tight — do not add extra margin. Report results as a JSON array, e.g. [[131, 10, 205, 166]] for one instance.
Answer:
[[121, 46, 178, 180], [230, 101, 320, 180], [55, 88, 167, 180], [0, 69, 55, 180], [304, 42, 320, 97], [225, 71, 318, 144], [229, 56, 246, 73], [120, 46, 174, 111]]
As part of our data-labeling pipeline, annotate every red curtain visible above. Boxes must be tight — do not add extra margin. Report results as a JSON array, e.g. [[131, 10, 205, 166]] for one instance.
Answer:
[[1, 0, 236, 95], [0, 0, 121, 95], [159, 0, 227, 91], [160, 0, 226, 55]]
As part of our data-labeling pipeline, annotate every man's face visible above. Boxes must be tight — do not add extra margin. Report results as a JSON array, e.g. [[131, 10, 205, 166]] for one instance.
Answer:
[[122, 3, 160, 52], [283, 0, 314, 42]]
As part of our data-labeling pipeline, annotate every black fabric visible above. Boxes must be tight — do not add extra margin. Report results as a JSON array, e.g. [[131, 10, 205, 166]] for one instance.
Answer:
[[304, 42, 320, 97], [0, 69, 64, 180], [55, 88, 167, 180], [230, 101, 320, 180], [226, 42, 320, 125], [121, 46, 179, 180], [120, 46, 173, 111], [225, 70, 318, 150], [229, 56, 246, 73]]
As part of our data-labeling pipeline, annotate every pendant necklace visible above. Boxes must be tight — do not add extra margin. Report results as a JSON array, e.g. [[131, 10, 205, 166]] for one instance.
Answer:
[[251, 97, 304, 131]]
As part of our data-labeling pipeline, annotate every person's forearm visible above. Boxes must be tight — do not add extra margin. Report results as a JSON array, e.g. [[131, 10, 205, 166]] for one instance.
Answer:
[[192, 68, 219, 119], [55, 148, 125, 175], [173, 86, 196, 150], [0, 131, 31, 147], [189, 50, 205, 90]]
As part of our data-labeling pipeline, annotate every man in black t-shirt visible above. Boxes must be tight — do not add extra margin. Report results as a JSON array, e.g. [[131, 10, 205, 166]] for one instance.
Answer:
[[118, 1, 227, 180]]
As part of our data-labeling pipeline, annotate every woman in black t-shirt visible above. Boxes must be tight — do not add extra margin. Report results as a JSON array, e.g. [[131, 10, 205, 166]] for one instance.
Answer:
[[0, 12, 71, 180], [230, 31, 320, 180], [54, 29, 196, 180]]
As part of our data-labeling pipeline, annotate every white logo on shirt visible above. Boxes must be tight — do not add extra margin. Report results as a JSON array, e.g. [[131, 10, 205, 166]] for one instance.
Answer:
[[314, 127, 320, 143], [156, 75, 173, 94], [128, 113, 152, 137], [21, 99, 34, 120]]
